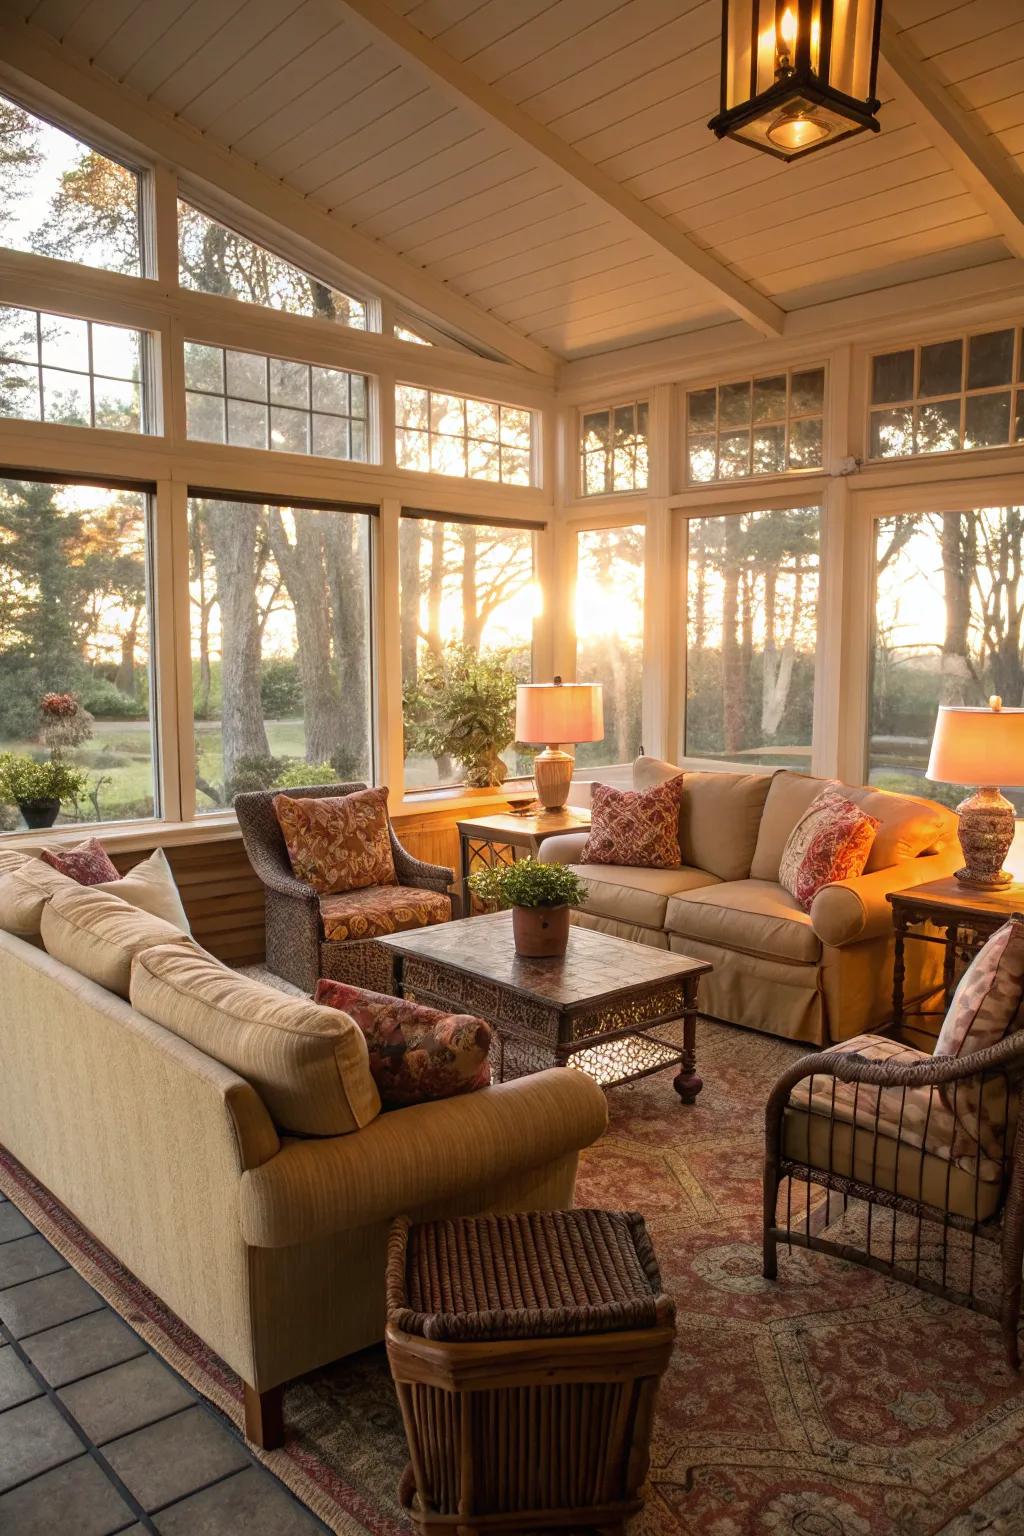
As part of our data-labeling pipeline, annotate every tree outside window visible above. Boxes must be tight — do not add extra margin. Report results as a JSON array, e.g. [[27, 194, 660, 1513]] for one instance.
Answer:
[[574, 526, 644, 768]]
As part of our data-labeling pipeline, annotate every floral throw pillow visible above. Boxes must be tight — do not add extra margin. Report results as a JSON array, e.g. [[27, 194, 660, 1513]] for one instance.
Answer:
[[581, 775, 684, 868], [778, 786, 879, 912], [40, 837, 120, 886], [273, 787, 396, 896], [314, 980, 491, 1108]]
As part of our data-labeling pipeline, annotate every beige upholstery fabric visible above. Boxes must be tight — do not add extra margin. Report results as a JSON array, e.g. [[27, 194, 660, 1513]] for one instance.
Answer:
[[570, 863, 719, 931], [570, 910, 670, 949], [95, 848, 190, 932], [0, 858, 77, 942], [750, 772, 829, 880], [538, 830, 590, 866], [810, 853, 953, 947], [41, 885, 192, 998], [666, 879, 820, 964], [0, 850, 31, 874], [240, 1067, 608, 1248], [634, 757, 772, 881], [131, 945, 381, 1137]]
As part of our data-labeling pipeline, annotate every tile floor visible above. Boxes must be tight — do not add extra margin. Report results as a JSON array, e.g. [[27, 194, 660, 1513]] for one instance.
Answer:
[[0, 1190, 328, 1535]]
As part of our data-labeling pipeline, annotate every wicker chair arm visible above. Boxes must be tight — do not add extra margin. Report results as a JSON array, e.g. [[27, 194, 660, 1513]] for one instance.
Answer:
[[256, 866, 320, 907], [389, 827, 454, 893]]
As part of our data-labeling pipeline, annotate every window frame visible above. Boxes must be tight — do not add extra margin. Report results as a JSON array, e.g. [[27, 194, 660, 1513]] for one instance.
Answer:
[[682, 364, 828, 488], [394, 384, 539, 488], [577, 398, 650, 499]]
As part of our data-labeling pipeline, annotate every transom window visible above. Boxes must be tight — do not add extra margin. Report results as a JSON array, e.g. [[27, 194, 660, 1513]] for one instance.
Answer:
[[869, 329, 1024, 459], [686, 368, 825, 483], [395, 386, 533, 485], [184, 342, 369, 461], [0, 305, 145, 433], [178, 201, 366, 330], [580, 402, 649, 496]]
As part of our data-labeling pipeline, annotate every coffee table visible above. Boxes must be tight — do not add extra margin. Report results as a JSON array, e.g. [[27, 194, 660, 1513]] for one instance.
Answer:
[[378, 911, 711, 1102]]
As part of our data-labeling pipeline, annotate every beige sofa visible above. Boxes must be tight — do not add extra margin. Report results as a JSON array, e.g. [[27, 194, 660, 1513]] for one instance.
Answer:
[[0, 852, 608, 1449], [540, 758, 960, 1046]]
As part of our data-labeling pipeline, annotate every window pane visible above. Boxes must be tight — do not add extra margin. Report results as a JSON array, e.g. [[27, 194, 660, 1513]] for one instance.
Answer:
[[790, 368, 824, 415], [964, 391, 1011, 450], [687, 388, 716, 432], [312, 414, 350, 459], [788, 416, 823, 469], [270, 405, 310, 454], [40, 314, 89, 372], [186, 391, 225, 444], [753, 375, 786, 422], [870, 406, 912, 458], [719, 380, 751, 427], [93, 377, 140, 433], [225, 349, 267, 402], [688, 434, 717, 482], [582, 410, 610, 450], [0, 306, 38, 363], [753, 423, 785, 474], [967, 330, 1014, 390], [316, 367, 352, 416], [686, 506, 820, 768], [870, 508, 1024, 813], [919, 338, 962, 398], [718, 429, 750, 477], [269, 358, 309, 409], [0, 478, 156, 828], [178, 201, 365, 328], [184, 342, 223, 394], [91, 324, 139, 382], [0, 92, 140, 276], [575, 526, 644, 770], [189, 499, 373, 811], [185, 342, 365, 462], [396, 427, 430, 472], [227, 398, 268, 449], [42, 368, 90, 426], [0, 363, 40, 420], [467, 397, 499, 440], [583, 449, 609, 495], [399, 518, 534, 791], [872, 350, 913, 405], [914, 398, 960, 454], [397, 387, 533, 485]]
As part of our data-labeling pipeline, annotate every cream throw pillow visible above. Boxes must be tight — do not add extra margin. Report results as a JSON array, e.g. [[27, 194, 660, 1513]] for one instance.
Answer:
[[95, 848, 190, 933], [0, 858, 79, 943], [41, 885, 193, 998], [131, 945, 381, 1137]]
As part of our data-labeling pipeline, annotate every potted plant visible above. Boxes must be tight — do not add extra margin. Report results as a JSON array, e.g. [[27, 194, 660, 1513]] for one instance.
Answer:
[[0, 753, 87, 830], [403, 643, 521, 788], [468, 858, 587, 958]]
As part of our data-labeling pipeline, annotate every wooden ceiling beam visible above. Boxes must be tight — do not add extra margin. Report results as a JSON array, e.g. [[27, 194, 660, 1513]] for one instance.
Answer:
[[336, 0, 786, 339], [879, 20, 1024, 261]]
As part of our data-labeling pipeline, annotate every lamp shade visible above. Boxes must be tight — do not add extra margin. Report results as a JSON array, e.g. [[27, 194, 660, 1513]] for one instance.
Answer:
[[926, 704, 1024, 788], [515, 682, 603, 746]]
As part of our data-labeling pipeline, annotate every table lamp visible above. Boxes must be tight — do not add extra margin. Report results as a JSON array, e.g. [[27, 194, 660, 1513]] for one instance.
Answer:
[[515, 678, 604, 813], [926, 697, 1024, 887]]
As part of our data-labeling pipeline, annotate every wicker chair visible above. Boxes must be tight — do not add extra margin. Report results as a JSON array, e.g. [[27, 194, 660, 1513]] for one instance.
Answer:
[[764, 1028, 1024, 1366], [235, 781, 455, 995]]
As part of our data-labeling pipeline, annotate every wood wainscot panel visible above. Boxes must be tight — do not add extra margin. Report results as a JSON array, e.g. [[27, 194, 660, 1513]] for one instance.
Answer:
[[112, 837, 265, 966]]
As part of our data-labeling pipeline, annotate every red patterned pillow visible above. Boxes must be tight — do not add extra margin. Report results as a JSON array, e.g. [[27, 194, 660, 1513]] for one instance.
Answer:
[[581, 775, 684, 868], [40, 837, 119, 886], [315, 981, 491, 1108], [273, 787, 396, 896], [779, 786, 879, 912]]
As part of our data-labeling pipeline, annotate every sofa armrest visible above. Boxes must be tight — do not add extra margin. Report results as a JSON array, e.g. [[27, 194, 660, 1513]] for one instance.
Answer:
[[810, 847, 960, 948], [537, 832, 590, 865], [238, 1068, 609, 1248]]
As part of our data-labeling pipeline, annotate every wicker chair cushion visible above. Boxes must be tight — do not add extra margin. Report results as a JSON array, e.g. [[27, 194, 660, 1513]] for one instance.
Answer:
[[273, 786, 396, 895], [319, 885, 451, 943], [387, 1210, 674, 1341], [936, 917, 1024, 1063], [315, 980, 490, 1107]]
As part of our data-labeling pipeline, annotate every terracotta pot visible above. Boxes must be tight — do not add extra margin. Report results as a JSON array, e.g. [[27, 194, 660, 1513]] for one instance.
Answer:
[[512, 903, 570, 958], [18, 798, 60, 830]]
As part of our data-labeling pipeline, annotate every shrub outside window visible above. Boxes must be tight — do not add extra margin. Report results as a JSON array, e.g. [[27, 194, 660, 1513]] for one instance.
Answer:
[[869, 329, 1024, 459], [395, 386, 534, 485], [0, 306, 145, 433], [580, 402, 649, 496], [0, 477, 157, 830], [686, 369, 825, 483], [184, 342, 369, 461], [574, 526, 645, 767]]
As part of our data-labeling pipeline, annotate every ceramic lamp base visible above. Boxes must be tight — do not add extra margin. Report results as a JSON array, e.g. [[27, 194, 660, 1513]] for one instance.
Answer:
[[954, 786, 1015, 888], [532, 746, 574, 812]]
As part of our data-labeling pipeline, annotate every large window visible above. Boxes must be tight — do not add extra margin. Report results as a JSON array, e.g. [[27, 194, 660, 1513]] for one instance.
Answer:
[[686, 368, 825, 483], [188, 497, 373, 813], [0, 477, 156, 829], [869, 329, 1024, 460], [580, 402, 649, 496], [0, 92, 141, 276], [685, 506, 820, 768], [178, 202, 366, 329], [399, 515, 536, 790], [1, 306, 146, 432], [395, 387, 534, 485], [184, 342, 368, 460], [574, 526, 644, 768], [870, 507, 1024, 812]]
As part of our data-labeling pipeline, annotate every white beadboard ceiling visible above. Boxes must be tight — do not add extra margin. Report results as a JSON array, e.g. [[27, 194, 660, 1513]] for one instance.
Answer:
[[11, 0, 1024, 362]]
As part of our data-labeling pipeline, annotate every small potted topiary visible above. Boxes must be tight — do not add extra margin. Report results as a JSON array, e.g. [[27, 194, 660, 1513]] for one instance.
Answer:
[[468, 858, 587, 958], [0, 753, 87, 830]]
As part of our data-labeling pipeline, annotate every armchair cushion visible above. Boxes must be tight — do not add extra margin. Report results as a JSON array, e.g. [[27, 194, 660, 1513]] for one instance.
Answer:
[[273, 786, 396, 895], [319, 884, 451, 943], [315, 981, 490, 1107], [935, 916, 1024, 1062]]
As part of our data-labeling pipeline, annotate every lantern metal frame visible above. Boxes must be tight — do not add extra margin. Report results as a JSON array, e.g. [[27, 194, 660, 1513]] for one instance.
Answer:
[[709, 0, 884, 163]]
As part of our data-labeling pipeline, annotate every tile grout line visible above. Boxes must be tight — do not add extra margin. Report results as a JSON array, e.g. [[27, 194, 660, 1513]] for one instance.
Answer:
[[0, 1261, 71, 1292]]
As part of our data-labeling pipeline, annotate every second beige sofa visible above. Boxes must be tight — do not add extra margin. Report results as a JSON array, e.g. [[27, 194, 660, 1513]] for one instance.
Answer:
[[540, 758, 959, 1046]]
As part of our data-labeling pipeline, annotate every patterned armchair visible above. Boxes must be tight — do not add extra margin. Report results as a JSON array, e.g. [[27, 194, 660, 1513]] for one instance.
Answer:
[[235, 782, 455, 995], [764, 1026, 1024, 1365]]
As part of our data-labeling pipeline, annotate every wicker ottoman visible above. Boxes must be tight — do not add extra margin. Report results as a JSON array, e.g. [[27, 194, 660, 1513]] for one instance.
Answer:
[[385, 1209, 675, 1535]]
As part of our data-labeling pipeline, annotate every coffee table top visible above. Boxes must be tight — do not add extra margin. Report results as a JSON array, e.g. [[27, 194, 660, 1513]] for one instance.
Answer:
[[378, 910, 710, 1010]]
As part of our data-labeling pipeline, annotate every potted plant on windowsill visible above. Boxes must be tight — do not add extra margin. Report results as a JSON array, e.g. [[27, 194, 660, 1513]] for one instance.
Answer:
[[0, 754, 87, 830], [468, 858, 587, 959]]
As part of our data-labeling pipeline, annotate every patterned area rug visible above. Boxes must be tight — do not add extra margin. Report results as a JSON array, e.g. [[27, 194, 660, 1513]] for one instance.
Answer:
[[5, 1015, 1024, 1534]]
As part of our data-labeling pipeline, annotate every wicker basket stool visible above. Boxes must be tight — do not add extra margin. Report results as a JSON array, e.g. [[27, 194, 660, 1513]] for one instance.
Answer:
[[385, 1209, 676, 1535]]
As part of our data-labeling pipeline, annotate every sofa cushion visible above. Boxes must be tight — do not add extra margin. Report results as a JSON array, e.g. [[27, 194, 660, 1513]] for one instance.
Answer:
[[633, 757, 772, 881], [778, 787, 879, 911], [40, 885, 193, 997], [581, 776, 684, 868], [132, 945, 381, 1136], [751, 770, 951, 881], [273, 786, 396, 895], [665, 879, 821, 964], [573, 864, 721, 931], [0, 857, 78, 942]]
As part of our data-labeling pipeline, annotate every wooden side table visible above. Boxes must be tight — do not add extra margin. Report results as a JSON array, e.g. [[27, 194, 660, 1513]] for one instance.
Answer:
[[887, 876, 1024, 1038], [456, 808, 590, 910]]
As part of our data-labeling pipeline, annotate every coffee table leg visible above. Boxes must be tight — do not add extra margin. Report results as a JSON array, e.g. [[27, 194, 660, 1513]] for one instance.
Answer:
[[674, 976, 703, 1104]]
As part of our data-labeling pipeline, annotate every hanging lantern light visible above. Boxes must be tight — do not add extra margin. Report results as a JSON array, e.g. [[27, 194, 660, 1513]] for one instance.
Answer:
[[709, 1, 883, 162]]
